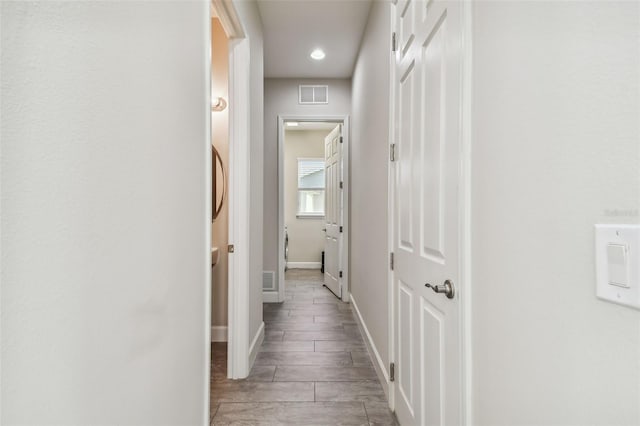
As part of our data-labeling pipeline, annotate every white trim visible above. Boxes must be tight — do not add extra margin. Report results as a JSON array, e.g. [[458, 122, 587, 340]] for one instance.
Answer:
[[278, 115, 351, 303], [387, 0, 398, 412], [210, 326, 228, 342], [460, 1, 474, 423], [341, 117, 351, 303], [262, 291, 280, 303], [249, 322, 265, 367], [211, 0, 244, 38], [225, 14, 251, 378], [277, 117, 286, 304], [287, 262, 321, 270], [351, 295, 390, 396], [203, 2, 213, 423]]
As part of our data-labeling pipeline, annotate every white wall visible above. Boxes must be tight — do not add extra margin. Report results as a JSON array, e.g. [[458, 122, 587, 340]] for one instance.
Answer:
[[233, 0, 265, 347], [350, 0, 392, 386], [470, 2, 640, 425], [284, 130, 328, 264], [211, 18, 229, 330], [1, 2, 210, 424], [264, 78, 352, 290]]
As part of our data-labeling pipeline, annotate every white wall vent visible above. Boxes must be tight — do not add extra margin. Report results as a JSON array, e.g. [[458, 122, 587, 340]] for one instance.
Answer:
[[262, 271, 275, 290], [299, 85, 329, 105]]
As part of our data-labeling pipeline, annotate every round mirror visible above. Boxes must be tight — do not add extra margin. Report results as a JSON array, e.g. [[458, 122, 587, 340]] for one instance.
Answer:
[[212, 145, 225, 221]]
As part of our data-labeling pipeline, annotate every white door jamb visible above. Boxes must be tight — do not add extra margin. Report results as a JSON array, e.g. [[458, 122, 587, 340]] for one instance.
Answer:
[[386, 2, 397, 410], [277, 115, 351, 303], [460, 0, 474, 422], [211, 0, 251, 380]]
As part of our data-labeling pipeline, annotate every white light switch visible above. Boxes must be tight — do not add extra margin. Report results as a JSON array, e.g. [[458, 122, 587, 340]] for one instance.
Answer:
[[606, 244, 629, 287], [595, 225, 640, 310]]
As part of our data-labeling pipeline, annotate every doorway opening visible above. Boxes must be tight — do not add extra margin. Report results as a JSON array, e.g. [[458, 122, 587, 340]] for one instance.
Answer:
[[277, 116, 351, 302], [210, 12, 230, 392], [209, 0, 254, 406]]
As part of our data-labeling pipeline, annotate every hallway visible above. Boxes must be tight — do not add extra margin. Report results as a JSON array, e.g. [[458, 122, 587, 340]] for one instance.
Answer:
[[210, 269, 397, 425]]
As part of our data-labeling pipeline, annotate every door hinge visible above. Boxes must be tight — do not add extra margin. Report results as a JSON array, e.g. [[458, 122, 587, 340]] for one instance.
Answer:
[[390, 363, 395, 382], [339, 271, 343, 278], [340, 181, 343, 189], [340, 136, 343, 143], [390, 143, 396, 162], [392, 32, 397, 52], [228, 244, 235, 253], [390, 252, 394, 271], [339, 226, 343, 233]]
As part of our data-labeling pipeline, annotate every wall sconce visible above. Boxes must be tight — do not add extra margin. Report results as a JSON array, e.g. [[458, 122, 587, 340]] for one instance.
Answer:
[[212, 97, 227, 112]]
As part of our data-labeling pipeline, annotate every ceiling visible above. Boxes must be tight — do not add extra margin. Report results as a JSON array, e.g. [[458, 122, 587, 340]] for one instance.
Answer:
[[257, 0, 373, 79]]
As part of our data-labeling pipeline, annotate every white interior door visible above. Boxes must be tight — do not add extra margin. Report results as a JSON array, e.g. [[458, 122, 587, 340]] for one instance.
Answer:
[[324, 124, 342, 298], [392, 0, 463, 425]]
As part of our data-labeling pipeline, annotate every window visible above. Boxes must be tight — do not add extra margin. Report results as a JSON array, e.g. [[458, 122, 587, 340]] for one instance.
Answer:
[[297, 158, 325, 217]]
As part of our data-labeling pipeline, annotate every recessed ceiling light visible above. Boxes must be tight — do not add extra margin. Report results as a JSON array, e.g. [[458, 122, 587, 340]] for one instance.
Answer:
[[286, 122, 299, 127], [310, 49, 326, 60]]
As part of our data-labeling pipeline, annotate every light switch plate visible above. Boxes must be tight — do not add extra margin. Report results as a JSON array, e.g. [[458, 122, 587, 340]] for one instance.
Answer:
[[595, 224, 640, 310]]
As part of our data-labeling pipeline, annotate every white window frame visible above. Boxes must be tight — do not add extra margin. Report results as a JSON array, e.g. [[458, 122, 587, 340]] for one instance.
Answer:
[[296, 157, 325, 218]]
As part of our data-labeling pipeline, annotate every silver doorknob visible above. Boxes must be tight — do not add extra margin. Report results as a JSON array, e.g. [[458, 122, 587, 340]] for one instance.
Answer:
[[425, 280, 455, 299]]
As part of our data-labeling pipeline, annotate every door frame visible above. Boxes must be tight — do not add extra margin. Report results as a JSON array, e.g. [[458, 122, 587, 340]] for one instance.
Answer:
[[211, 0, 252, 380], [277, 115, 351, 303], [386, 0, 474, 421]]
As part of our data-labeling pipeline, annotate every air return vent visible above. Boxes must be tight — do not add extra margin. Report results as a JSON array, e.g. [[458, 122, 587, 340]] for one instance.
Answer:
[[299, 85, 329, 105], [262, 271, 275, 291]]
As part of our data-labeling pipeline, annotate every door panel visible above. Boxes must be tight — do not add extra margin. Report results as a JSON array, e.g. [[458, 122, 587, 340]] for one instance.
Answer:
[[398, 282, 415, 416], [421, 300, 444, 426], [398, 61, 416, 253], [420, 16, 446, 263], [392, 1, 463, 425], [324, 124, 342, 298]]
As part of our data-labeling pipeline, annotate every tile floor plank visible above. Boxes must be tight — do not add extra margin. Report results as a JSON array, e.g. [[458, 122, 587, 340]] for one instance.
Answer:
[[264, 316, 316, 324], [245, 365, 277, 382], [211, 382, 314, 404], [313, 296, 341, 304], [364, 401, 399, 426], [283, 331, 364, 341], [351, 351, 374, 366], [259, 341, 315, 352], [212, 402, 368, 426], [265, 330, 285, 341], [314, 314, 356, 325], [314, 340, 367, 352], [279, 303, 342, 312], [274, 366, 378, 382], [255, 351, 352, 366], [315, 382, 386, 402], [266, 322, 344, 331]]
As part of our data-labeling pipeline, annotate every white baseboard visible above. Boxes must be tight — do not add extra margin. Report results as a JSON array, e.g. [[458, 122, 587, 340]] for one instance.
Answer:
[[210, 326, 228, 342], [350, 295, 390, 397], [249, 321, 265, 368], [287, 262, 321, 269], [263, 290, 280, 303]]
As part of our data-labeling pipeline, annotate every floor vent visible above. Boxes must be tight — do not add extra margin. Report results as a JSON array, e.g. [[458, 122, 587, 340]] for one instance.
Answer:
[[299, 85, 329, 104], [262, 271, 275, 291]]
